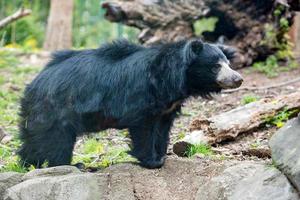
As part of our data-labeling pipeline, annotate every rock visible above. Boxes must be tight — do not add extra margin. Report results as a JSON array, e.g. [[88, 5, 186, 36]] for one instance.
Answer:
[[22, 165, 81, 180], [0, 172, 23, 200], [269, 116, 300, 192], [196, 162, 299, 200], [3, 159, 296, 200], [4, 173, 107, 200]]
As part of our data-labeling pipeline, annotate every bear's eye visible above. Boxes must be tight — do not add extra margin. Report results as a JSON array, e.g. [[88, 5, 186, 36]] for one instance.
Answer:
[[216, 63, 222, 68], [212, 67, 219, 74]]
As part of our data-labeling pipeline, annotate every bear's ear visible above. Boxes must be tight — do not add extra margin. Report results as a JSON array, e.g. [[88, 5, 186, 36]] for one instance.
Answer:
[[217, 45, 237, 60], [183, 39, 204, 64]]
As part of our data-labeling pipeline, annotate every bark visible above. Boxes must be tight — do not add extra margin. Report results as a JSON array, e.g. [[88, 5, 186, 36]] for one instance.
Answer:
[[188, 92, 300, 145], [0, 8, 31, 30], [43, 0, 74, 51], [102, 0, 295, 67], [277, 0, 300, 10]]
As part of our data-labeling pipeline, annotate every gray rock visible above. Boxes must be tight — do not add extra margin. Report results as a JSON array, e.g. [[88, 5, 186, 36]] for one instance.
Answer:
[[270, 116, 300, 192], [22, 165, 81, 180], [0, 172, 23, 200], [4, 173, 107, 200], [196, 162, 299, 200]]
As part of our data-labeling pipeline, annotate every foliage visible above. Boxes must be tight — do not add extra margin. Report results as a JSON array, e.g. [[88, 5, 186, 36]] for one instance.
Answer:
[[253, 5, 297, 77], [253, 55, 279, 77], [185, 144, 214, 157], [1, 0, 139, 48], [0, 50, 19, 68], [194, 17, 218, 36], [177, 132, 185, 140], [241, 94, 259, 105], [72, 0, 139, 48], [0, 0, 49, 47], [253, 55, 297, 78], [0, 50, 41, 172], [264, 108, 299, 128], [72, 137, 135, 168]]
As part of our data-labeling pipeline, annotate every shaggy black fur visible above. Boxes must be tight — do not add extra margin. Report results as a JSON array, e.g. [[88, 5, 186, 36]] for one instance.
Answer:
[[18, 39, 235, 169]]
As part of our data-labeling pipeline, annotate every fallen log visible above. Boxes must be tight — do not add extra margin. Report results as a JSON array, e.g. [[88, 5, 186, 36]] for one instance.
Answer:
[[0, 8, 32, 30], [173, 92, 300, 156], [102, 0, 295, 67], [191, 92, 300, 144]]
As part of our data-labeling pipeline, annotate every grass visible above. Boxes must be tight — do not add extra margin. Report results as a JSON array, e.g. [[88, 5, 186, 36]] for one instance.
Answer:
[[72, 137, 135, 168], [185, 144, 214, 158], [0, 49, 40, 172], [241, 94, 259, 105]]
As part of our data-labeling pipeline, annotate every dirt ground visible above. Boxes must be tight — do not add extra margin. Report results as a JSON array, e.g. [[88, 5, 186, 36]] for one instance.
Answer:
[[170, 66, 300, 161]]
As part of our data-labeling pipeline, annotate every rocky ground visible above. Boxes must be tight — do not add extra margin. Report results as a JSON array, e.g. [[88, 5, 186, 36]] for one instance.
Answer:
[[0, 51, 300, 199]]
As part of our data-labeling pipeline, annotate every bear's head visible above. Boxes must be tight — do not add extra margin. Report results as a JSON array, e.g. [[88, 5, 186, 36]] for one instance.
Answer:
[[183, 39, 243, 96]]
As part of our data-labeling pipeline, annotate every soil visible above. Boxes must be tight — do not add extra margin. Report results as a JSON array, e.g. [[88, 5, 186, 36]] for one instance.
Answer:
[[170, 66, 300, 161]]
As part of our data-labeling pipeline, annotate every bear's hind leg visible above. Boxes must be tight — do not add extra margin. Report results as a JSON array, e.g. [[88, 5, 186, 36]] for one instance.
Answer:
[[19, 121, 77, 168]]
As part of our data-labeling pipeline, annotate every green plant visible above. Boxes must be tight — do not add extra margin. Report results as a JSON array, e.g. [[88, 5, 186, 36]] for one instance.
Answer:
[[254, 5, 297, 77], [82, 138, 104, 155], [241, 95, 259, 105], [185, 144, 214, 157], [194, 17, 218, 36], [265, 108, 299, 128], [0, 50, 20, 69], [250, 141, 260, 149], [177, 132, 185, 140], [0, 142, 29, 173], [253, 55, 279, 77]]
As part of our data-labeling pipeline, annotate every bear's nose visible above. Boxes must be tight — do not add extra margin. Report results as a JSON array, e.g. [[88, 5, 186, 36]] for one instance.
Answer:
[[233, 74, 243, 87], [216, 70, 243, 89]]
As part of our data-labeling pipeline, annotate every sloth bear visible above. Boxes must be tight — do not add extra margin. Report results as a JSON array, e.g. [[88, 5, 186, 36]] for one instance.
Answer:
[[18, 39, 242, 169]]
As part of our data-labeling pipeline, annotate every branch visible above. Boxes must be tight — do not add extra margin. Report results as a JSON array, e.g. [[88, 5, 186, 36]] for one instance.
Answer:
[[223, 77, 300, 93], [0, 8, 32, 30]]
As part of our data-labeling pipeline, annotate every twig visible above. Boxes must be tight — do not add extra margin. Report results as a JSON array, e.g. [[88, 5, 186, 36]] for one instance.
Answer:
[[223, 77, 300, 93], [0, 8, 32, 30]]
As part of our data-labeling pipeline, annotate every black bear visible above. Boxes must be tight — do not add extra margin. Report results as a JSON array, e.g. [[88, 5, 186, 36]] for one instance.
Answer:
[[18, 39, 242, 169]]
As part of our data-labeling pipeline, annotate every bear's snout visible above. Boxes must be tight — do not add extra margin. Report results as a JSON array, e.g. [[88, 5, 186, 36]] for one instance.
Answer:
[[216, 61, 243, 89]]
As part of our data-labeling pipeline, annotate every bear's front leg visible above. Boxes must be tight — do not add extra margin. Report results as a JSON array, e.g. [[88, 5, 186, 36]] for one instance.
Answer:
[[129, 113, 176, 169]]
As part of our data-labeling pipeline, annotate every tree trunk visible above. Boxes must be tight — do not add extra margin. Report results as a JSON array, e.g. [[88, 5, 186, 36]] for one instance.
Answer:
[[102, 0, 296, 67], [289, 13, 300, 55], [43, 0, 73, 51]]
